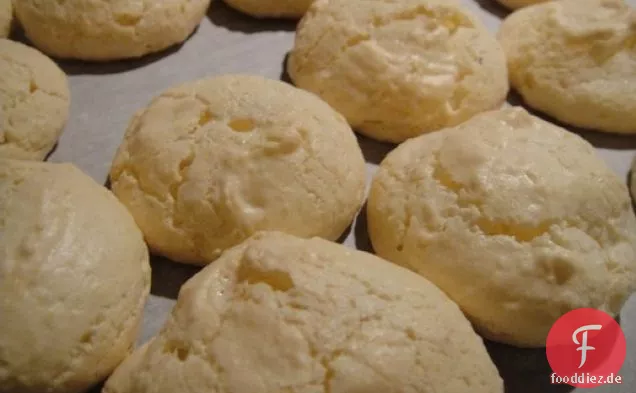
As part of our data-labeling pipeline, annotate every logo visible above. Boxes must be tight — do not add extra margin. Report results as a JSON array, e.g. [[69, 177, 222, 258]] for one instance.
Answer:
[[572, 324, 602, 368], [546, 308, 626, 388]]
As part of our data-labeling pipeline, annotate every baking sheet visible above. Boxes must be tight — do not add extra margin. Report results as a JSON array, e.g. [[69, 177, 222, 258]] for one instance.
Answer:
[[20, 0, 636, 391]]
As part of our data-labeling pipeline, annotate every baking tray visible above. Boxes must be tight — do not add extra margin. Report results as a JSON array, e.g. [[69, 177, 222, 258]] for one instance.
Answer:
[[15, 0, 636, 392]]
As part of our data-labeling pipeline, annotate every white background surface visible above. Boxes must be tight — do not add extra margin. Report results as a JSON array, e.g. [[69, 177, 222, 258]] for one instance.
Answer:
[[24, 0, 636, 391]]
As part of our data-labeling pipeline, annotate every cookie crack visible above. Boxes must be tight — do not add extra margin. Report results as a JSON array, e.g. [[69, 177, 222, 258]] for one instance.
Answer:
[[372, 4, 472, 33], [291, 15, 339, 75], [428, 151, 623, 250], [116, 165, 169, 204], [429, 151, 557, 243], [167, 95, 217, 241], [304, 4, 473, 98]]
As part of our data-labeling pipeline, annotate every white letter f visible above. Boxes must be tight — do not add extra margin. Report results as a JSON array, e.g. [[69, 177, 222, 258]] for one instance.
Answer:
[[572, 324, 602, 369]]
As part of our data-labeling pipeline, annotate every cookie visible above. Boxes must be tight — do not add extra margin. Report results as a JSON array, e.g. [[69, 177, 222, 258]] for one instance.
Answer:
[[367, 107, 636, 348], [495, 0, 553, 10], [0, 159, 151, 393], [103, 231, 503, 393], [499, 0, 636, 134], [110, 74, 367, 265], [14, 0, 211, 61], [287, 0, 509, 143], [0, 39, 70, 160], [0, 0, 12, 37], [224, 0, 314, 18]]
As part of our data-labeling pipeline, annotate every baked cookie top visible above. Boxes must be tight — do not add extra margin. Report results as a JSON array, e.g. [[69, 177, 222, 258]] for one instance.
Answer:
[[110, 74, 366, 265], [368, 107, 636, 347], [499, 0, 636, 133], [288, 0, 509, 142], [103, 231, 503, 393], [0, 39, 69, 160]]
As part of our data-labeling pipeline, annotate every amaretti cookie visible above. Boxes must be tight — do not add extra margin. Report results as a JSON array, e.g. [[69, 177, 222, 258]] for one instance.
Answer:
[[367, 107, 636, 348], [224, 0, 314, 19], [0, 39, 70, 160], [103, 231, 503, 393], [495, 0, 553, 10], [110, 74, 366, 265], [499, 0, 636, 134], [14, 0, 211, 61], [0, 160, 151, 393], [0, 0, 12, 37], [287, 0, 509, 143]]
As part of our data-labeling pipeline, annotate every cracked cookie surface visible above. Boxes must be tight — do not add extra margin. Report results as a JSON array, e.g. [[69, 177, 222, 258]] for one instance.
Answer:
[[367, 107, 636, 347], [14, 0, 211, 61], [109, 74, 366, 265], [499, 0, 636, 134], [0, 159, 151, 393], [223, 0, 314, 19], [103, 231, 503, 393], [0, 39, 69, 160], [287, 0, 509, 143]]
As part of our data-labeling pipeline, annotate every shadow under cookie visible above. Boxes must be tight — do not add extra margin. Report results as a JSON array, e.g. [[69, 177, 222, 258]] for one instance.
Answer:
[[485, 340, 575, 393], [149, 255, 202, 300], [207, 0, 297, 33], [473, 0, 511, 19]]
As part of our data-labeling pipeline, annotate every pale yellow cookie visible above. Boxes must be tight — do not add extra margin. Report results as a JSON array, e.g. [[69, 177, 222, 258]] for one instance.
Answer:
[[103, 231, 503, 393], [110, 74, 367, 265], [496, 0, 553, 10], [0, 159, 151, 393], [287, 0, 509, 143], [0, 39, 70, 160], [0, 0, 12, 37], [499, 0, 636, 134], [367, 107, 636, 348], [224, 0, 314, 18], [14, 0, 211, 61]]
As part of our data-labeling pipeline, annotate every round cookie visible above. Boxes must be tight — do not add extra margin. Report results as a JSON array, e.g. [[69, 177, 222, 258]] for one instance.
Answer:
[[14, 0, 211, 61], [103, 231, 503, 393], [498, 0, 636, 134], [223, 0, 314, 18], [0, 0, 12, 37], [287, 0, 509, 143], [495, 0, 553, 10], [109, 74, 367, 265], [0, 159, 151, 393], [0, 39, 70, 160], [367, 107, 636, 348]]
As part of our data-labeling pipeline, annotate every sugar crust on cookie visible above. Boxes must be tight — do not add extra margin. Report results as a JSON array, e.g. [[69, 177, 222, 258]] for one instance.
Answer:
[[0, 159, 151, 393], [498, 0, 636, 134], [288, 0, 509, 143], [110, 74, 367, 265], [103, 231, 503, 393], [14, 0, 211, 61], [367, 107, 636, 347], [0, 39, 70, 161]]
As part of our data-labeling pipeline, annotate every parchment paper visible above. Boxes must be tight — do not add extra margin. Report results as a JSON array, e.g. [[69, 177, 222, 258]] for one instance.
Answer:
[[29, 0, 636, 391]]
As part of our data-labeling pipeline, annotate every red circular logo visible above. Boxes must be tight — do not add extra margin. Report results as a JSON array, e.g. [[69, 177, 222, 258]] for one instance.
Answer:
[[546, 308, 626, 388]]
